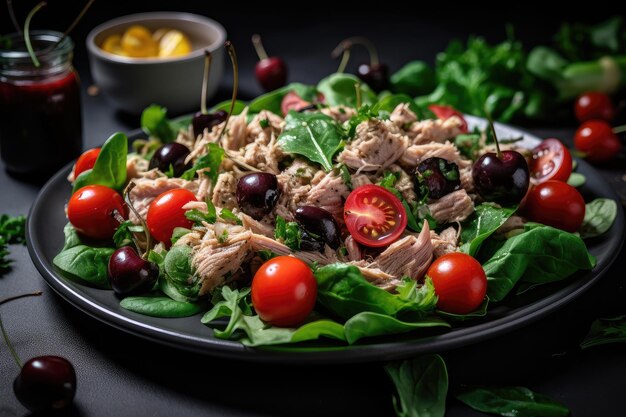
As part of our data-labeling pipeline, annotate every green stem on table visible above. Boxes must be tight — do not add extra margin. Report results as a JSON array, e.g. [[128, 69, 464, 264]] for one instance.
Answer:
[[0, 291, 43, 369]]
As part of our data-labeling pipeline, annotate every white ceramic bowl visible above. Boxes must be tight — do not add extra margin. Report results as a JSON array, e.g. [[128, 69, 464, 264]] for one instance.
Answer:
[[86, 12, 226, 115]]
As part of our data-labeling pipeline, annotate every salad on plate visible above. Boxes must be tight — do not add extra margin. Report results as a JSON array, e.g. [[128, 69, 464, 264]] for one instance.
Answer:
[[53, 67, 617, 348]]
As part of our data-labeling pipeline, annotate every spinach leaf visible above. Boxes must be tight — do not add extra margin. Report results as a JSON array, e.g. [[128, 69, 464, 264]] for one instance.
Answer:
[[53, 245, 114, 288], [580, 315, 626, 349], [317, 73, 376, 107], [163, 245, 194, 285], [566, 172, 586, 187], [578, 198, 617, 239], [210, 99, 247, 115], [390, 61, 437, 97], [384, 355, 448, 417], [437, 297, 489, 322], [460, 204, 517, 256], [526, 47, 569, 84], [456, 386, 569, 417], [181, 143, 224, 181], [277, 111, 344, 171], [141, 104, 176, 142], [152, 248, 200, 301], [314, 263, 435, 321], [371, 94, 425, 120], [112, 220, 143, 248], [274, 215, 301, 250], [73, 133, 128, 192], [344, 312, 448, 344], [202, 286, 345, 347], [120, 296, 201, 318], [480, 225, 596, 302], [61, 222, 81, 250]]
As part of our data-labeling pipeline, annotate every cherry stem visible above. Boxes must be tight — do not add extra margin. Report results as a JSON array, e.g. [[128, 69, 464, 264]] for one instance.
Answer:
[[24, 1, 47, 68], [332, 37, 379, 66], [488, 118, 502, 158], [7, 0, 22, 34], [123, 182, 151, 257], [0, 291, 43, 369], [54, 0, 96, 50], [612, 125, 626, 134], [217, 41, 238, 146], [200, 50, 212, 115], [111, 209, 143, 253], [336, 49, 351, 74], [355, 82, 362, 108], [251, 34, 269, 61]]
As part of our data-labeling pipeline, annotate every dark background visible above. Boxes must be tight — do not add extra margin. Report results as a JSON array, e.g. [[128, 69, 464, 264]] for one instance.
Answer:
[[1, 2, 626, 417]]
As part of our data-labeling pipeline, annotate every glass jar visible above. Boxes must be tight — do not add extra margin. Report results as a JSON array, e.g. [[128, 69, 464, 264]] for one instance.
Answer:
[[0, 30, 82, 179]]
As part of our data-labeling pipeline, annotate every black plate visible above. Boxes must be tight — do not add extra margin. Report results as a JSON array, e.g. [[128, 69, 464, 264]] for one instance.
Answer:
[[26, 119, 625, 364]]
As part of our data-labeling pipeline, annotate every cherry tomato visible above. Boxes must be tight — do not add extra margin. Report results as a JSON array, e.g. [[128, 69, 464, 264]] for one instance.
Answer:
[[427, 252, 487, 315], [146, 189, 196, 245], [522, 180, 585, 233], [281, 91, 311, 116], [574, 120, 622, 163], [428, 104, 468, 133], [251, 256, 317, 327], [73, 148, 101, 178], [574, 92, 615, 123], [529, 139, 572, 184], [67, 185, 125, 240], [344, 184, 407, 248]]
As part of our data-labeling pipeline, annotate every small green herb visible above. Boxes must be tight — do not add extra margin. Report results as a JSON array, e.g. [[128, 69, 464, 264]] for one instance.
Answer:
[[181, 143, 224, 182], [219, 208, 242, 225], [112, 220, 143, 248], [140, 104, 176, 142], [217, 229, 229, 244], [170, 227, 192, 245], [257, 250, 278, 261], [260, 118, 270, 129], [274, 215, 302, 250], [339, 164, 352, 190]]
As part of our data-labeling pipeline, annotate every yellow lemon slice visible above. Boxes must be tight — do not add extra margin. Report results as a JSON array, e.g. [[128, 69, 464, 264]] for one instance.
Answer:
[[152, 28, 171, 43], [121, 25, 158, 58], [158, 30, 192, 58], [101, 35, 126, 56]]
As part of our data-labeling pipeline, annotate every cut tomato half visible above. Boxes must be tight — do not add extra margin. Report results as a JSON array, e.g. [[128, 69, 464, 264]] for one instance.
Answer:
[[530, 138, 573, 184], [344, 185, 407, 248], [428, 104, 468, 133]]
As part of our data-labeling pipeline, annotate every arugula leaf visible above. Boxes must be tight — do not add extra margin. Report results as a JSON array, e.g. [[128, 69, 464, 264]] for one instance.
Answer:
[[274, 215, 301, 250], [277, 111, 344, 171], [460, 204, 517, 256], [581, 315, 626, 349], [120, 296, 202, 318], [456, 386, 569, 417], [112, 220, 143, 248], [317, 73, 377, 107], [578, 198, 617, 239], [181, 143, 224, 181], [53, 245, 114, 288], [390, 61, 437, 97], [314, 263, 436, 321], [73, 133, 128, 192], [384, 355, 448, 417], [185, 207, 216, 226], [480, 224, 596, 302], [157, 246, 200, 301], [141, 104, 176, 142]]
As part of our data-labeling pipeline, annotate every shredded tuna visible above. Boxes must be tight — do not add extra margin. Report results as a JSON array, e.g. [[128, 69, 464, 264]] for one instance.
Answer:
[[390, 103, 418, 128], [369, 222, 433, 281], [247, 110, 284, 139], [240, 213, 275, 238], [305, 173, 350, 223], [128, 177, 198, 223], [274, 160, 318, 220], [220, 109, 249, 151], [339, 119, 408, 172], [428, 189, 474, 223], [388, 165, 417, 203], [399, 141, 471, 170], [460, 166, 474, 193], [320, 106, 357, 123], [350, 174, 372, 188], [431, 226, 459, 258], [239, 131, 281, 173], [211, 172, 238, 210], [347, 261, 397, 289], [407, 117, 464, 144], [344, 236, 362, 262], [248, 233, 338, 265]]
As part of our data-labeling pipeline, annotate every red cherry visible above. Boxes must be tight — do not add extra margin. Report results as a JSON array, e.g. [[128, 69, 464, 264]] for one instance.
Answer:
[[252, 34, 287, 92]]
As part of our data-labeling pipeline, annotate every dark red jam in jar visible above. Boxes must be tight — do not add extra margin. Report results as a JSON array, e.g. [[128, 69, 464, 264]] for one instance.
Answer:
[[0, 31, 82, 179]]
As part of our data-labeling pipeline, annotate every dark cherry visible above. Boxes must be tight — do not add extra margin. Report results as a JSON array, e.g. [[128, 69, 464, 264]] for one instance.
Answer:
[[192, 110, 227, 138], [13, 356, 76, 412], [255, 57, 288, 92], [357, 63, 389, 93], [300, 228, 325, 252], [107, 247, 159, 295], [295, 206, 341, 249], [236, 173, 280, 220], [415, 157, 461, 200], [149, 143, 191, 177], [472, 151, 530, 205]]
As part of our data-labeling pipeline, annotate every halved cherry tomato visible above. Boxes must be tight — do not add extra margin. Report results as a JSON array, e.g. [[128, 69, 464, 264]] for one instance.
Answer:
[[521, 180, 585, 233], [574, 120, 622, 163], [251, 256, 317, 327], [428, 104, 468, 133], [574, 92, 615, 123], [146, 188, 196, 245], [427, 252, 487, 315], [280, 91, 311, 116], [68, 185, 125, 240], [529, 139, 572, 184], [343, 184, 407, 248], [74, 148, 101, 178]]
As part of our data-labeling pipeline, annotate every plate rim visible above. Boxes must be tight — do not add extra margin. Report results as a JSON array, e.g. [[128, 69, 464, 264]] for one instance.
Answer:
[[26, 119, 625, 364]]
